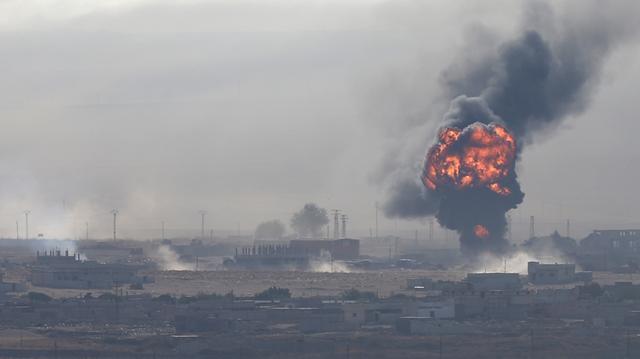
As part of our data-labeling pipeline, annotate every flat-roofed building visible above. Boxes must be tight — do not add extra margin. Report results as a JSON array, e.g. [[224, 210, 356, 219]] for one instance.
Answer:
[[31, 250, 146, 289], [527, 261, 576, 284]]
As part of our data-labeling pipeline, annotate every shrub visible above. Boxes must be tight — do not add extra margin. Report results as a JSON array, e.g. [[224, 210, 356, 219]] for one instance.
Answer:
[[340, 288, 377, 301], [254, 287, 291, 300], [24, 292, 52, 302]]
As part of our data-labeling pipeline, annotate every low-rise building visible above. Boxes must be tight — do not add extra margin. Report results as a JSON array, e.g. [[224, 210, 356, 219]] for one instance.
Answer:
[[528, 261, 576, 284], [30, 250, 148, 289]]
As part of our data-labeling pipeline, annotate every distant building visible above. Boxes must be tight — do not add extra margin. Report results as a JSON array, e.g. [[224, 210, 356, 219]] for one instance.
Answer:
[[527, 261, 575, 284], [289, 238, 359, 260], [0, 272, 26, 300], [229, 238, 360, 269], [603, 282, 640, 301], [31, 250, 147, 289], [415, 298, 455, 319], [579, 230, 640, 271]]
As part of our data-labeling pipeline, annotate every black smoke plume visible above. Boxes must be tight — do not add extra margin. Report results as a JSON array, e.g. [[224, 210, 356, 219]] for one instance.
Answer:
[[382, 1, 639, 255]]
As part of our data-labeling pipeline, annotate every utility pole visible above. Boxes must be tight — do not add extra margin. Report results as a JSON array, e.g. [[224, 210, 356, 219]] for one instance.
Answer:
[[332, 209, 340, 239], [429, 217, 434, 242], [111, 209, 119, 241], [375, 202, 379, 240], [15, 221, 19, 240], [24, 210, 30, 240], [341, 214, 347, 239], [626, 329, 631, 359], [198, 210, 207, 239], [530, 328, 534, 359], [529, 215, 535, 239]]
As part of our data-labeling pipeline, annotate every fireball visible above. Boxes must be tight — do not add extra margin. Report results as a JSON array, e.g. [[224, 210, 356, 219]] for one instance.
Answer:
[[422, 122, 516, 196], [474, 224, 489, 239]]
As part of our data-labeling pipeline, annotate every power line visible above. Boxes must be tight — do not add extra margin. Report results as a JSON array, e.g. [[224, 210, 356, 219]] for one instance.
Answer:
[[111, 209, 119, 241], [429, 217, 434, 242], [24, 210, 31, 240], [375, 202, 379, 240], [331, 209, 340, 239], [341, 214, 348, 239], [198, 210, 207, 239], [529, 215, 535, 239]]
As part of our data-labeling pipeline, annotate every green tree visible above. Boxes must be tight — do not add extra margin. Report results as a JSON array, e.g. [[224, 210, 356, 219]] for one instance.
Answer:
[[254, 287, 291, 300]]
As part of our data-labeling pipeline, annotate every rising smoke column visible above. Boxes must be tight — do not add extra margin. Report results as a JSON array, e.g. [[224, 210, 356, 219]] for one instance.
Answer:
[[381, 2, 640, 255], [423, 122, 523, 255]]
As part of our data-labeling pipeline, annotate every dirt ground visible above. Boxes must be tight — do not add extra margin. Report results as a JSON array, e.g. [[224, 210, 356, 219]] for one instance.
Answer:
[[0, 326, 636, 359], [18, 267, 640, 300]]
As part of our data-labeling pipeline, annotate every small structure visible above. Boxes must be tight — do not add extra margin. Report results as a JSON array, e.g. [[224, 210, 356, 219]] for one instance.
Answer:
[[0, 272, 26, 300], [527, 261, 575, 284], [415, 298, 455, 319], [31, 250, 147, 289]]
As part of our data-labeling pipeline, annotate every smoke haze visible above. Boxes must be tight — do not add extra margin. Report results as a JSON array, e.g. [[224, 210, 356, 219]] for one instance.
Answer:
[[0, 1, 639, 242]]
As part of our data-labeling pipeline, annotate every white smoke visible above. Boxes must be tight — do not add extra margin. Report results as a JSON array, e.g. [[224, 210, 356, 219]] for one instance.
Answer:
[[308, 259, 352, 273], [154, 245, 193, 271], [471, 250, 574, 274]]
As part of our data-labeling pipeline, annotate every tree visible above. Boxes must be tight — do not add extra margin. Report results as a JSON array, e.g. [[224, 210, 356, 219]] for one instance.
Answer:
[[341, 288, 378, 301], [254, 287, 291, 300], [255, 220, 286, 240], [153, 294, 176, 304], [290, 203, 329, 238], [24, 292, 52, 302]]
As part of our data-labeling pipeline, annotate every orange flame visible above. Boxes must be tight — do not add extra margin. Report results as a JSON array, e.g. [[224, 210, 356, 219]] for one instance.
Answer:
[[422, 123, 516, 196], [474, 225, 489, 238]]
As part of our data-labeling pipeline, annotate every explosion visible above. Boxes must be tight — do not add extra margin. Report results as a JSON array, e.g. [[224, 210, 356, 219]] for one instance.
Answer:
[[422, 122, 524, 255], [381, 3, 634, 257], [422, 122, 516, 197]]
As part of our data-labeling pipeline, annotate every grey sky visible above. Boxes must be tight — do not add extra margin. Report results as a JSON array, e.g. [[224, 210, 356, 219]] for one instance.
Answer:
[[0, 0, 638, 242]]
